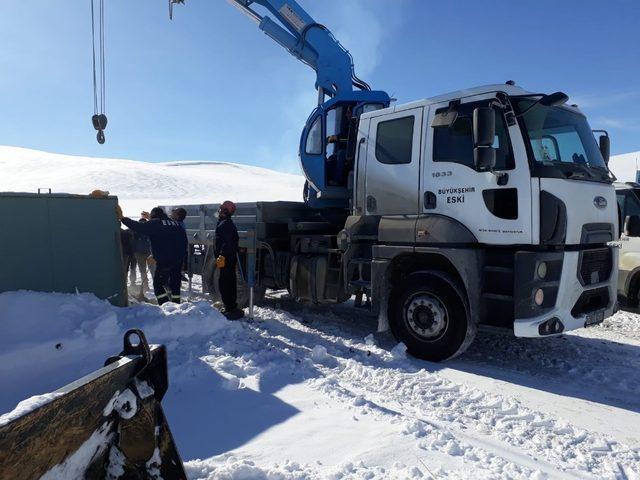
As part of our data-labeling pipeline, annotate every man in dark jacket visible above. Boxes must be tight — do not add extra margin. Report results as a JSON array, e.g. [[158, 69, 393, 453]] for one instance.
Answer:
[[117, 205, 188, 305], [215, 200, 242, 319], [171, 207, 187, 230], [171, 207, 189, 282]]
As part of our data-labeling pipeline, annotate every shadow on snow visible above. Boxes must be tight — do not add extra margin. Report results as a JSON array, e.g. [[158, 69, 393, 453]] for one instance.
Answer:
[[264, 294, 640, 415]]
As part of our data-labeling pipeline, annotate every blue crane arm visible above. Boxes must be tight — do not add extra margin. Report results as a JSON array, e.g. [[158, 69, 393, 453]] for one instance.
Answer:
[[226, 0, 370, 99]]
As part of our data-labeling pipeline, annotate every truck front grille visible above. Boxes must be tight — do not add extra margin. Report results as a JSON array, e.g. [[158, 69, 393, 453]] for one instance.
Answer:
[[579, 248, 612, 286]]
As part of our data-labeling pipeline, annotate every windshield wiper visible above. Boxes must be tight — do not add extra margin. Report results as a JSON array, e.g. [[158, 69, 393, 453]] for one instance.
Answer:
[[569, 163, 596, 179], [566, 171, 591, 180], [545, 161, 596, 180]]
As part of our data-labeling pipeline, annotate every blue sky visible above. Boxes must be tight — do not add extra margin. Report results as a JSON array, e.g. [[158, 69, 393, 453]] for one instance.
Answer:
[[1, 0, 638, 173]]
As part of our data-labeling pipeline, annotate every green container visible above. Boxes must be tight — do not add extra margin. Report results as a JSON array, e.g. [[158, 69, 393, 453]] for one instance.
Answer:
[[0, 192, 127, 306]]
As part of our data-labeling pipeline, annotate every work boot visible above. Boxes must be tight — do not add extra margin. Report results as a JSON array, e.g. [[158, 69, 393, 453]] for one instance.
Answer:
[[223, 308, 244, 321]]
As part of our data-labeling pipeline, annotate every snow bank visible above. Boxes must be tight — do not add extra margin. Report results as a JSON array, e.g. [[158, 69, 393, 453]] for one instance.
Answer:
[[0, 290, 230, 417], [0, 145, 304, 216]]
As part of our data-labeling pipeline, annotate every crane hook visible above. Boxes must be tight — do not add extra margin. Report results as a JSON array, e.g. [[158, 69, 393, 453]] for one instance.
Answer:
[[90, 0, 107, 144], [92, 114, 108, 144]]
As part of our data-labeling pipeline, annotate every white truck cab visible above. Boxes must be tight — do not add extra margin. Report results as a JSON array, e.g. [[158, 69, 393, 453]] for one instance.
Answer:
[[176, 83, 620, 362], [354, 83, 618, 356]]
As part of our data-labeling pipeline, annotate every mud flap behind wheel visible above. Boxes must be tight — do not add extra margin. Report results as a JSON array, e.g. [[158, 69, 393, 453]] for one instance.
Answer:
[[0, 329, 186, 479]]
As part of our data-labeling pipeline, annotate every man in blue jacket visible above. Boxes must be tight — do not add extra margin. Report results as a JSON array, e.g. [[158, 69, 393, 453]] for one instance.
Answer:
[[117, 206, 188, 305]]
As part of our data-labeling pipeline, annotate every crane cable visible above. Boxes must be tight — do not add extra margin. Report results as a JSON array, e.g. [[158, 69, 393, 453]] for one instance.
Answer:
[[90, 0, 107, 144]]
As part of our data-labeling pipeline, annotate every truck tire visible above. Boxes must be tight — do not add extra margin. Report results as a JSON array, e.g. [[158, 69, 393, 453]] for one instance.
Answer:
[[626, 272, 640, 309], [210, 265, 266, 309], [389, 271, 475, 362]]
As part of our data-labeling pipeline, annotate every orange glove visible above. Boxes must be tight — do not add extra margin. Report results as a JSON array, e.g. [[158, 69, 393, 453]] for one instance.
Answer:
[[216, 255, 226, 269], [115, 204, 124, 221], [90, 189, 110, 198]]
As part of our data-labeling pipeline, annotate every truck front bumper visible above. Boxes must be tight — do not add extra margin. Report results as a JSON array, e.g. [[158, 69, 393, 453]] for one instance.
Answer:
[[513, 248, 618, 338]]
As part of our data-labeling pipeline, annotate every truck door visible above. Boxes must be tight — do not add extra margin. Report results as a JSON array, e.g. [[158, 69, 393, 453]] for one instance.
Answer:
[[422, 97, 532, 245], [364, 107, 423, 215], [617, 188, 640, 288]]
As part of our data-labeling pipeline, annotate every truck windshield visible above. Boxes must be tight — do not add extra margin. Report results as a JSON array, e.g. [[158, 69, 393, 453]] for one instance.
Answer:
[[515, 98, 611, 182]]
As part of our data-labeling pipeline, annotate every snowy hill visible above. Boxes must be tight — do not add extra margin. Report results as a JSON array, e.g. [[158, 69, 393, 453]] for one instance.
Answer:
[[609, 151, 640, 182], [0, 146, 304, 216], [1, 146, 636, 216]]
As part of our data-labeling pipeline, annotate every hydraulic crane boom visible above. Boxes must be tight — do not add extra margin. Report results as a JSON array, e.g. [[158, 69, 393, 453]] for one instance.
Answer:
[[170, 0, 390, 208], [226, 0, 370, 101]]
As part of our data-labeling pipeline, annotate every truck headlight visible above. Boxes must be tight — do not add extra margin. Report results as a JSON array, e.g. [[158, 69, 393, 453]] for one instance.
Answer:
[[537, 262, 547, 280], [534, 288, 545, 306]]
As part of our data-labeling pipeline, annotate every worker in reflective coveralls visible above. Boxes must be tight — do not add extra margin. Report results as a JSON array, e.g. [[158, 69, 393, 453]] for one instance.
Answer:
[[215, 201, 242, 320], [117, 205, 188, 305]]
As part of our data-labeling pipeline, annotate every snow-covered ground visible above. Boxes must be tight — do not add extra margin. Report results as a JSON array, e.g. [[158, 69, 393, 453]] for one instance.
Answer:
[[1, 146, 640, 478], [1, 288, 639, 479]]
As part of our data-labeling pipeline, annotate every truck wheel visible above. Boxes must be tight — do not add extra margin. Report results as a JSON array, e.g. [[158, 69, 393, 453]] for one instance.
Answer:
[[389, 271, 475, 362], [211, 265, 266, 308], [627, 273, 640, 309]]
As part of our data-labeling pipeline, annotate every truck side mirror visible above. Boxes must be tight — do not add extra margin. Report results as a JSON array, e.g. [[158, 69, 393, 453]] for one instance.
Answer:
[[599, 134, 610, 165], [474, 147, 496, 172], [624, 215, 640, 237], [473, 107, 496, 172], [473, 107, 495, 147]]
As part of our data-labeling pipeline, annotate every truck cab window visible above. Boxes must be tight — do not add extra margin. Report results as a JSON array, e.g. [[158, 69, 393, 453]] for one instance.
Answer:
[[305, 115, 322, 155], [375, 116, 415, 165], [433, 102, 515, 171], [325, 106, 354, 186]]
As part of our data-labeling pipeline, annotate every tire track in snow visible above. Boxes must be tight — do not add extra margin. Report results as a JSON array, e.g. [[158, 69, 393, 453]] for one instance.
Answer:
[[247, 305, 640, 479], [188, 302, 639, 479], [311, 369, 593, 479]]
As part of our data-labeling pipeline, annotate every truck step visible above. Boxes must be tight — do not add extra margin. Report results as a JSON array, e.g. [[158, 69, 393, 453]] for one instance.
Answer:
[[483, 266, 513, 274], [481, 293, 513, 302], [350, 258, 372, 264], [290, 221, 332, 232], [482, 264, 514, 297], [352, 234, 378, 241]]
